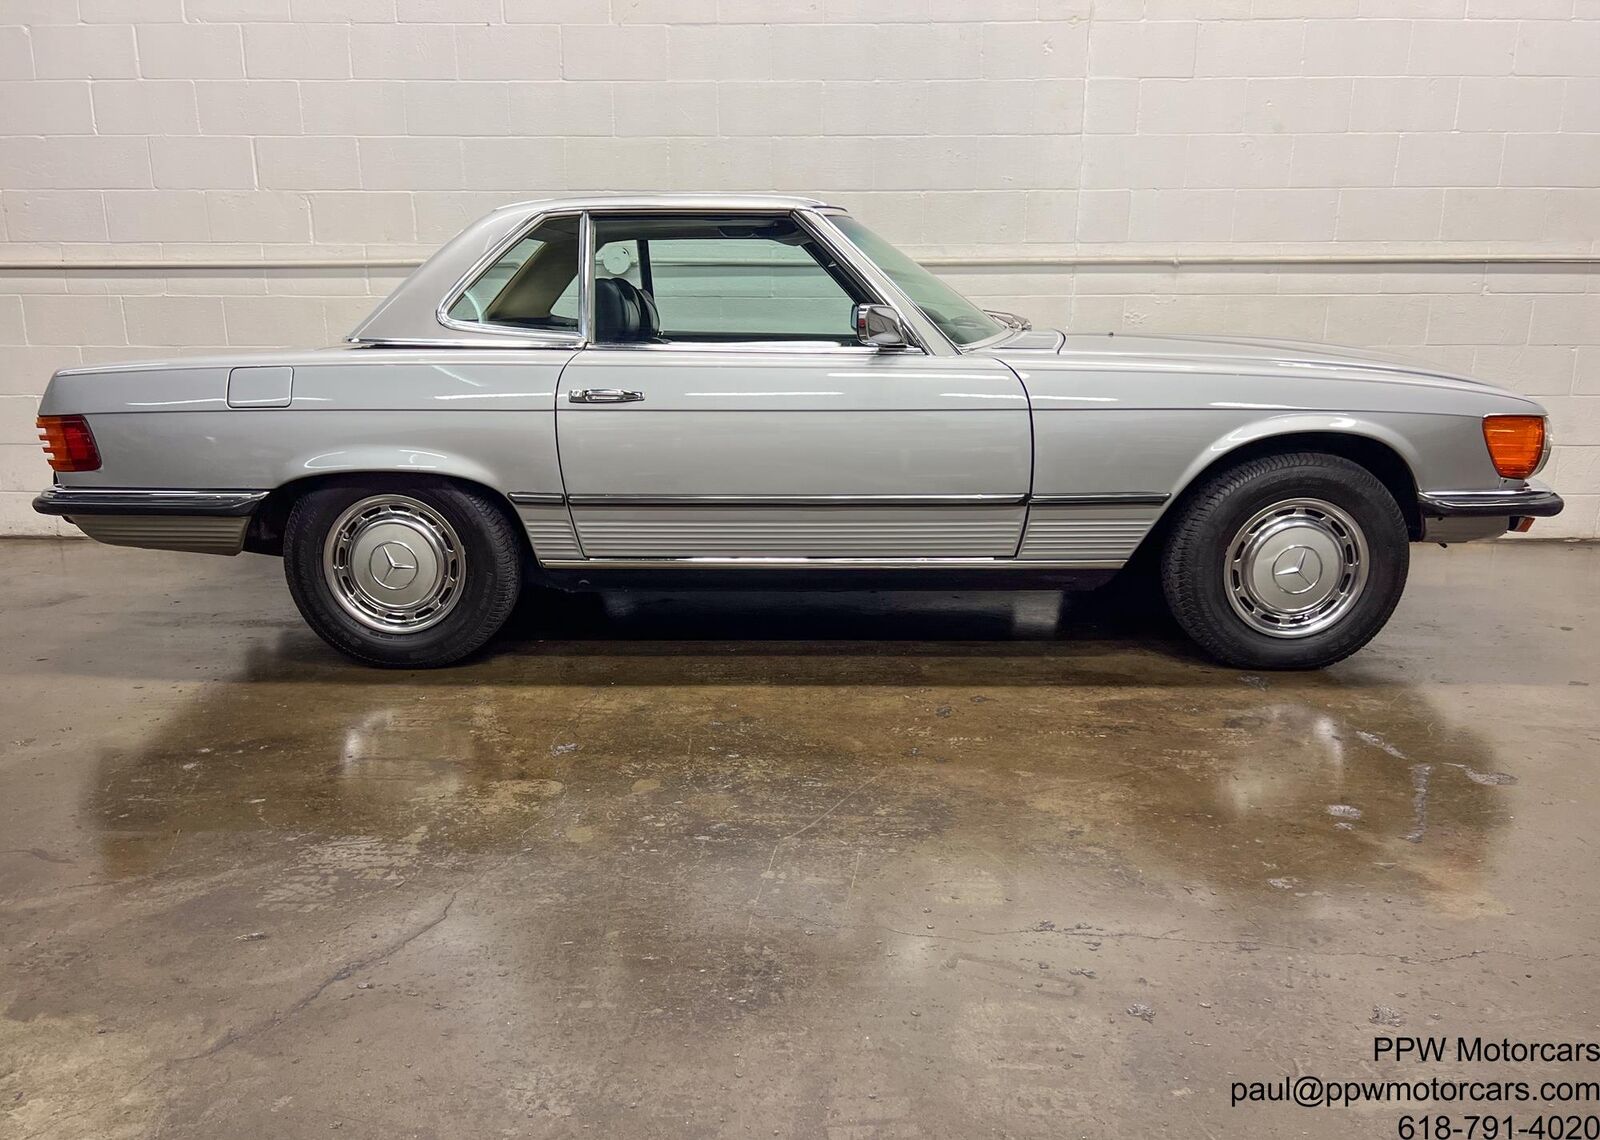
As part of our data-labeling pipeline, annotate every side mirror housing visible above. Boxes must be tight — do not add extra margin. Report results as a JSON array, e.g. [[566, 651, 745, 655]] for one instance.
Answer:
[[854, 303, 909, 349]]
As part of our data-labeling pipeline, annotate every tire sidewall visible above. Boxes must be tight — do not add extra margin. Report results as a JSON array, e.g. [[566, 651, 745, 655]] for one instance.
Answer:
[[284, 480, 520, 667], [1166, 457, 1409, 669]]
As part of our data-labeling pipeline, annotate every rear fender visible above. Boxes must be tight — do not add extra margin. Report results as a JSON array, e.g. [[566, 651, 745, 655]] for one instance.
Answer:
[[279, 445, 504, 490]]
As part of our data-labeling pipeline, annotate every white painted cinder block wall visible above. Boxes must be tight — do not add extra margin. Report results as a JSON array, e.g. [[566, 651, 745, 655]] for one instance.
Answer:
[[1, 0, 1597, 537]]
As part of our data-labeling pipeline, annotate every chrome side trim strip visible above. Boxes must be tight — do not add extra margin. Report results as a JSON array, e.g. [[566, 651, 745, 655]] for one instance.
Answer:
[[539, 557, 1123, 570], [565, 493, 1027, 508], [34, 487, 269, 517], [1029, 492, 1171, 507], [517, 492, 1172, 508]]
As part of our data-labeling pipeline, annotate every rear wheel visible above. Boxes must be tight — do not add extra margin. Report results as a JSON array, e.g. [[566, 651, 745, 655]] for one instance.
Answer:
[[283, 479, 522, 667], [1160, 452, 1409, 669]]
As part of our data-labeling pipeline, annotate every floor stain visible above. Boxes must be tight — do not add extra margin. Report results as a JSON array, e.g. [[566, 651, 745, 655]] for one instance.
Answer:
[[0, 540, 1596, 1138]]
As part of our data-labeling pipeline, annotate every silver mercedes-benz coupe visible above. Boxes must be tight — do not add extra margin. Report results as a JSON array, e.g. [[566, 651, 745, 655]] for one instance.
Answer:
[[35, 194, 1562, 668]]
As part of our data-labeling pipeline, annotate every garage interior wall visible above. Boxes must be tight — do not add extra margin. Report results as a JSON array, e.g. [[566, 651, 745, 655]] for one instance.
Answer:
[[1, 1, 1596, 537]]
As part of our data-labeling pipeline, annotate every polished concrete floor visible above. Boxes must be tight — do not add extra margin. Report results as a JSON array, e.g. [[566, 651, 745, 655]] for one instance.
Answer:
[[0, 539, 1596, 1139]]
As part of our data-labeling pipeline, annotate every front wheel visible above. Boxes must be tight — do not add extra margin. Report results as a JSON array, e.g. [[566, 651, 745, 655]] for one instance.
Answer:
[[283, 479, 522, 667], [1159, 452, 1409, 669]]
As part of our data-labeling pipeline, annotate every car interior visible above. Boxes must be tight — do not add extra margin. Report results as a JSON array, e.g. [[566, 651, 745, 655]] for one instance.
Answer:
[[453, 213, 872, 345]]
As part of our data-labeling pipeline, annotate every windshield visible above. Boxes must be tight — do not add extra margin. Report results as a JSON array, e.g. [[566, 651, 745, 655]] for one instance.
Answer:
[[830, 216, 1006, 347]]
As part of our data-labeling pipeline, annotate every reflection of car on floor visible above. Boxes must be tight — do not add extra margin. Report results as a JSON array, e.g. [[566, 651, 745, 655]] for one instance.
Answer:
[[33, 194, 1562, 669]]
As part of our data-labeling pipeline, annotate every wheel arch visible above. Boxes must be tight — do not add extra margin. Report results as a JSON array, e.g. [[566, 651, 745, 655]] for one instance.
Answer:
[[1132, 420, 1424, 568], [244, 469, 531, 559]]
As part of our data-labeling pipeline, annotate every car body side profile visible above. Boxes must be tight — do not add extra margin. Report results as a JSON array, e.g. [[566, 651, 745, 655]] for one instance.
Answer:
[[34, 193, 1563, 668]]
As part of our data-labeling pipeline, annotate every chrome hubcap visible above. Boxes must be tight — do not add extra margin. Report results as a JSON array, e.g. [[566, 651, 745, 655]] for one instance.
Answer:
[[1225, 497, 1368, 638], [323, 495, 464, 634]]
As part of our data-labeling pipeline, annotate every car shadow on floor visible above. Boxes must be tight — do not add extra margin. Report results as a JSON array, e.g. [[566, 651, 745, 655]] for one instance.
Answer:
[[257, 580, 1270, 690], [508, 578, 1181, 643]]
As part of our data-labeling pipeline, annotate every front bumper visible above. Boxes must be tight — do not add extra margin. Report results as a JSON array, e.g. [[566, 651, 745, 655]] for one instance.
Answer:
[[34, 487, 268, 555], [1416, 482, 1563, 542], [1418, 485, 1564, 519]]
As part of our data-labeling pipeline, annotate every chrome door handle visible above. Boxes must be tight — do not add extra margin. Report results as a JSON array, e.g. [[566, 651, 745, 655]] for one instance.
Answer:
[[568, 388, 644, 404]]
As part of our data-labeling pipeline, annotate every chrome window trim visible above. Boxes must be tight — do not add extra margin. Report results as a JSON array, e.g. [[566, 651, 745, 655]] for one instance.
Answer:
[[583, 200, 833, 214], [434, 208, 589, 344], [959, 309, 1034, 352], [393, 202, 951, 353], [576, 341, 892, 356], [427, 324, 584, 345], [351, 336, 582, 350], [790, 209, 931, 356], [801, 209, 959, 358], [580, 208, 929, 356], [577, 209, 595, 345], [960, 325, 1032, 353], [351, 198, 847, 345]]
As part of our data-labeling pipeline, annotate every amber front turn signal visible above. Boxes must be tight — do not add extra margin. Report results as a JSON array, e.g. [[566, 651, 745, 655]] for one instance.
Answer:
[[1482, 415, 1546, 480], [37, 414, 101, 473]]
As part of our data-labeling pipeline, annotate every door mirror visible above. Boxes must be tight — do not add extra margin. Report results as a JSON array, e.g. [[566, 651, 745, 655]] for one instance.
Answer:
[[854, 303, 909, 349]]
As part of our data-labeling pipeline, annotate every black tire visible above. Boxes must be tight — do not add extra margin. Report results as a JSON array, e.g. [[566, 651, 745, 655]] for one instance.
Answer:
[[282, 478, 522, 668], [1159, 452, 1409, 670]]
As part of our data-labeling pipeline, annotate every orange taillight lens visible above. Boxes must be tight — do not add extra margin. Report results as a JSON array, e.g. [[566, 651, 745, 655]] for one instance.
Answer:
[[37, 414, 101, 472], [1482, 415, 1546, 480]]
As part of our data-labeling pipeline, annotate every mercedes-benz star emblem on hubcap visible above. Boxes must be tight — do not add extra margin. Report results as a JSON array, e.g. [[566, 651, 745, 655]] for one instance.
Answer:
[[368, 541, 419, 590], [1270, 545, 1323, 595]]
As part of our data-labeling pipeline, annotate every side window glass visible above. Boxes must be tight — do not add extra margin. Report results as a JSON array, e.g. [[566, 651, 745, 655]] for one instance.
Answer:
[[547, 238, 640, 323], [446, 215, 581, 332], [590, 215, 866, 345]]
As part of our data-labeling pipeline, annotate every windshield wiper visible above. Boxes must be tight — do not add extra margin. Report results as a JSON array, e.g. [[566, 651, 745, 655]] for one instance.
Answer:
[[983, 309, 1033, 332]]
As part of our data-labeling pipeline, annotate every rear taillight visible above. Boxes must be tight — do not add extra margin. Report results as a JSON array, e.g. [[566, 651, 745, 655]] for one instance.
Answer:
[[1482, 415, 1546, 481], [37, 414, 101, 472]]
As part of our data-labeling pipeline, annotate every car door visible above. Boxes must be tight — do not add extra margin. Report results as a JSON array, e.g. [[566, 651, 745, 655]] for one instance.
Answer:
[[553, 212, 1031, 563]]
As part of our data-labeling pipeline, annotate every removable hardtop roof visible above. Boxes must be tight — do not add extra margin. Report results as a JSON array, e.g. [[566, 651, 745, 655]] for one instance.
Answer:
[[349, 194, 842, 346]]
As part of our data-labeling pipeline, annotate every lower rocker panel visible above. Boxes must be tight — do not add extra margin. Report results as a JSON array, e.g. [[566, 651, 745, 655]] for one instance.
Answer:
[[538, 557, 1122, 570], [536, 561, 1122, 593]]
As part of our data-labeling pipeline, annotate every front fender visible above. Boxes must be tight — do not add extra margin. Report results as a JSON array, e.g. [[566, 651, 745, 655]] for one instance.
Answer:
[[1168, 409, 1510, 507], [1169, 413, 1427, 501]]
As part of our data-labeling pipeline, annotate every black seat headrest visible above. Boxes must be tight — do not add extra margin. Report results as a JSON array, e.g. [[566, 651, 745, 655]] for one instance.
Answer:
[[594, 276, 659, 343]]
